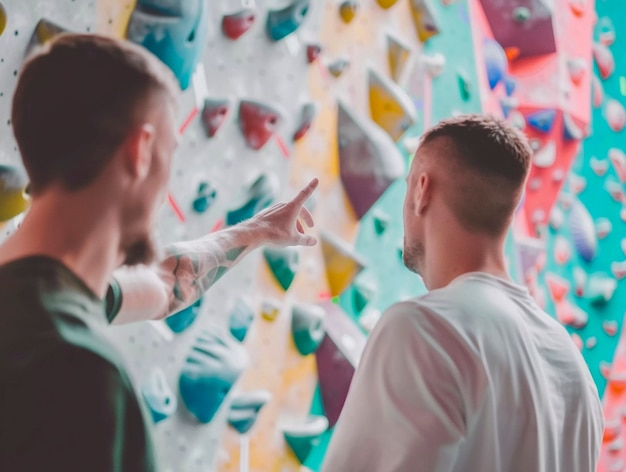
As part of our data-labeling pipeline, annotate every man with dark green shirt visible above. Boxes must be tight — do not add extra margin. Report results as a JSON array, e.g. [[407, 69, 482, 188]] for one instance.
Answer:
[[0, 34, 318, 471]]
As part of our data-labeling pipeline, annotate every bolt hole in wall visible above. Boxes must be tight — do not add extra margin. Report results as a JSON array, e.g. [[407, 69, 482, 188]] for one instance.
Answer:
[[0, 0, 624, 471]]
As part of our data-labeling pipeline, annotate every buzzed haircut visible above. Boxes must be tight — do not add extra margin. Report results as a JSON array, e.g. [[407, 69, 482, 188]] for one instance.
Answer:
[[11, 34, 179, 195], [419, 114, 532, 235]]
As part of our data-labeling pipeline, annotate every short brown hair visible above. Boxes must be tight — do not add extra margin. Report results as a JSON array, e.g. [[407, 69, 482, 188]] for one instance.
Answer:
[[11, 34, 178, 195], [419, 114, 532, 235]]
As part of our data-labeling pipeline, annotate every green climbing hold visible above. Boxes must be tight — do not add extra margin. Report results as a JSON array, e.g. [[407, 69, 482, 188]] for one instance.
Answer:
[[512, 6, 531, 22], [282, 416, 329, 464], [457, 71, 471, 101], [264, 247, 300, 291], [291, 303, 326, 355], [587, 274, 617, 306], [372, 210, 391, 235], [352, 275, 377, 313]]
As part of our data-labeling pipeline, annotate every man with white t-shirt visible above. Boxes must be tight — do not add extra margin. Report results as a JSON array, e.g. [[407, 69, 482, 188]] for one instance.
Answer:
[[322, 115, 603, 472]]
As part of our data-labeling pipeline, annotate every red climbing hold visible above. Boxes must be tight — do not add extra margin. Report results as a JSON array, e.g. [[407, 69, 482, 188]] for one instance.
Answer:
[[222, 9, 256, 40], [545, 273, 569, 303], [306, 44, 322, 63], [201, 99, 230, 138], [238, 100, 282, 150]]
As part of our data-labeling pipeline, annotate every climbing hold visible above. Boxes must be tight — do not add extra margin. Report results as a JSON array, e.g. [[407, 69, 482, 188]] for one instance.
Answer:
[[556, 300, 588, 329], [573, 267, 586, 297], [551, 169, 565, 183], [596, 218, 612, 239], [597, 17, 615, 46], [611, 261, 626, 280], [282, 416, 329, 464], [293, 103, 317, 141], [479, 0, 556, 58], [500, 96, 518, 118], [563, 113, 584, 141], [603, 320, 619, 337], [544, 273, 570, 303], [587, 274, 617, 306], [228, 390, 272, 434], [165, 298, 202, 334], [266, 0, 310, 41], [592, 75, 604, 108], [503, 76, 517, 96], [315, 302, 367, 427], [408, 0, 440, 43], [222, 9, 255, 40], [372, 210, 391, 235], [229, 297, 254, 342], [306, 44, 322, 63], [554, 236, 571, 265], [321, 232, 366, 297], [291, 303, 326, 355], [338, 101, 405, 219], [528, 177, 541, 192], [352, 274, 377, 313], [606, 99, 626, 132], [604, 417, 622, 441], [368, 68, 418, 141], [569, 200, 597, 262], [422, 53, 446, 77], [526, 109, 557, 133], [592, 42, 615, 80], [512, 6, 531, 22], [0, 166, 30, 223], [549, 206, 564, 231], [605, 181, 625, 203], [484, 38, 508, 90], [126, 0, 209, 90], [359, 307, 382, 333], [457, 70, 472, 101], [387, 35, 411, 83], [339, 1, 358, 23], [201, 99, 230, 138], [571, 333, 583, 351], [569, 174, 586, 195], [403, 135, 421, 155], [0, 3, 5, 38], [507, 110, 526, 130], [608, 148, 626, 182], [569, 0, 586, 17], [238, 100, 282, 150], [141, 368, 177, 424], [567, 57, 587, 86], [376, 0, 399, 8], [226, 173, 279, 226], [25, 18, 68, 58], [192, 181, 217, 214], [327, 58, 350, 78], [529, 139, 542, 153], [264, 247, 299, 291], [590, 157, 609, 176], [261, 298, 281, 321], [179, 327, 249, 424], [533, 141, 556, 169], [586, 337, 597, 349]]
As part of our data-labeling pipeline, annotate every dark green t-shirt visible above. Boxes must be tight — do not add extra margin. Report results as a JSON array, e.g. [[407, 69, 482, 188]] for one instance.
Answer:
[[0, 256, 155, 471]]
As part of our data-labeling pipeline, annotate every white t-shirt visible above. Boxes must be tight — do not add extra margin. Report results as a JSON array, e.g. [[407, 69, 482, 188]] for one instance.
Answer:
[[322, 272, 603, 472]]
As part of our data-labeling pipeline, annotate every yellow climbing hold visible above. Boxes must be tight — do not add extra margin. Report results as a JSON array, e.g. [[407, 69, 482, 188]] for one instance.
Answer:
[[321, 232, 365, 297], [0, 166, 30, 222], [339, 1, 358, 23], [368, 68, 418, 141], [409, 0, 440, 43], [376, 0, 400, 8], [0, 3, 6, 38], [387, 35, 411, 83]]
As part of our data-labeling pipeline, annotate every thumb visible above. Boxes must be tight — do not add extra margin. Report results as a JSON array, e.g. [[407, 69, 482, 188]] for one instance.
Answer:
[[297, 234, 318, 247]]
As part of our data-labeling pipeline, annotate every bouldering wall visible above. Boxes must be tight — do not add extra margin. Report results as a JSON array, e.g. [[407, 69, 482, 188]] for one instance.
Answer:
[[2, 0, 626, 471]]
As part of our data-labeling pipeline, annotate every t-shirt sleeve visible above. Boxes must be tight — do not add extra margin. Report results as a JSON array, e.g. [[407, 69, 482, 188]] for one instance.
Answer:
[[322, 301, 481, 472], [104, 277, 123, 323], [1, 348, 137, 472]]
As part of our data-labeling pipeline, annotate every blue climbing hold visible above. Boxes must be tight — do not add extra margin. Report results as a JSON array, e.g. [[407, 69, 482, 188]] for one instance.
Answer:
[[226, 174, 279, 226], [228, 390, 273, 434], [179, 327, 249, 424], [291, 304, 326, 355], [229, 298, 254, 342], [264, 247, 300, 291], [266, 0, 310, 41], [503, 75, 516, 96], [192, 182, 217, 214], [526, 109, 557, 133], [126, 0, 210, 90], [165, 298, 202, 334], [282, 416, 329, 464], [141, 368, 177, 424], [484, 38, 507, 90]]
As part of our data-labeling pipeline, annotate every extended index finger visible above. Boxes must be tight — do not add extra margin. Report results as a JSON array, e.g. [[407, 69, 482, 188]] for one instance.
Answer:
[[290, 178, 319, 208]]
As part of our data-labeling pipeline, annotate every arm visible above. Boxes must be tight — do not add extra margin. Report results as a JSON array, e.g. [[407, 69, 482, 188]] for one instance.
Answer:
[[322, 302, 481, 472], [109, 179, 318, 325]]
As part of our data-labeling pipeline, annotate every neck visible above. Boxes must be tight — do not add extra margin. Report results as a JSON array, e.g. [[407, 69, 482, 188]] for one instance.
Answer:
[[422, 226, 509, 291], [0, 188, 124, 297]]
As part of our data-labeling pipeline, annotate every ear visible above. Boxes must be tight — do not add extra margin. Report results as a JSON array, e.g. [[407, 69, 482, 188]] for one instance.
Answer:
[[413, 172, 431, 216], [124, 124, 156, 181]]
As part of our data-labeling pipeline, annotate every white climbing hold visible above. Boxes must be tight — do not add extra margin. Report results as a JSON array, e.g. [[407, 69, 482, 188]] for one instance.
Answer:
[[603, 320, 619, 337], [528, 177, 542, 192], [421, 53, 446, 78], [608, 148, 626, 182], [592, 42, 615, 80], [606, 99, 626, 132], [556, 300, 588, 329], [549, 206, 564, 230], [551, 169, 565, 183], [571, 333, 583, 351], [554, 236, 571, 265], [507, 110, 526, 130], [566, 57, 586, 85], [605, 180, 625, 203], [592, 74, 604, 108], [533, 141, 556, 168], [573, 267, 586, 297], [586, 337, 597, 349], [596, 218, 612, 239], [611, 261, 626, 280], [569, 174, 586, 195], [589, 157, 609, 176]]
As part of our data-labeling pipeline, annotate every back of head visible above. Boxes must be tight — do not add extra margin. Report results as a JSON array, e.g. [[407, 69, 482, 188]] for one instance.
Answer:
[[11, 34, 178, 196], [419, 114, 532, 236]]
